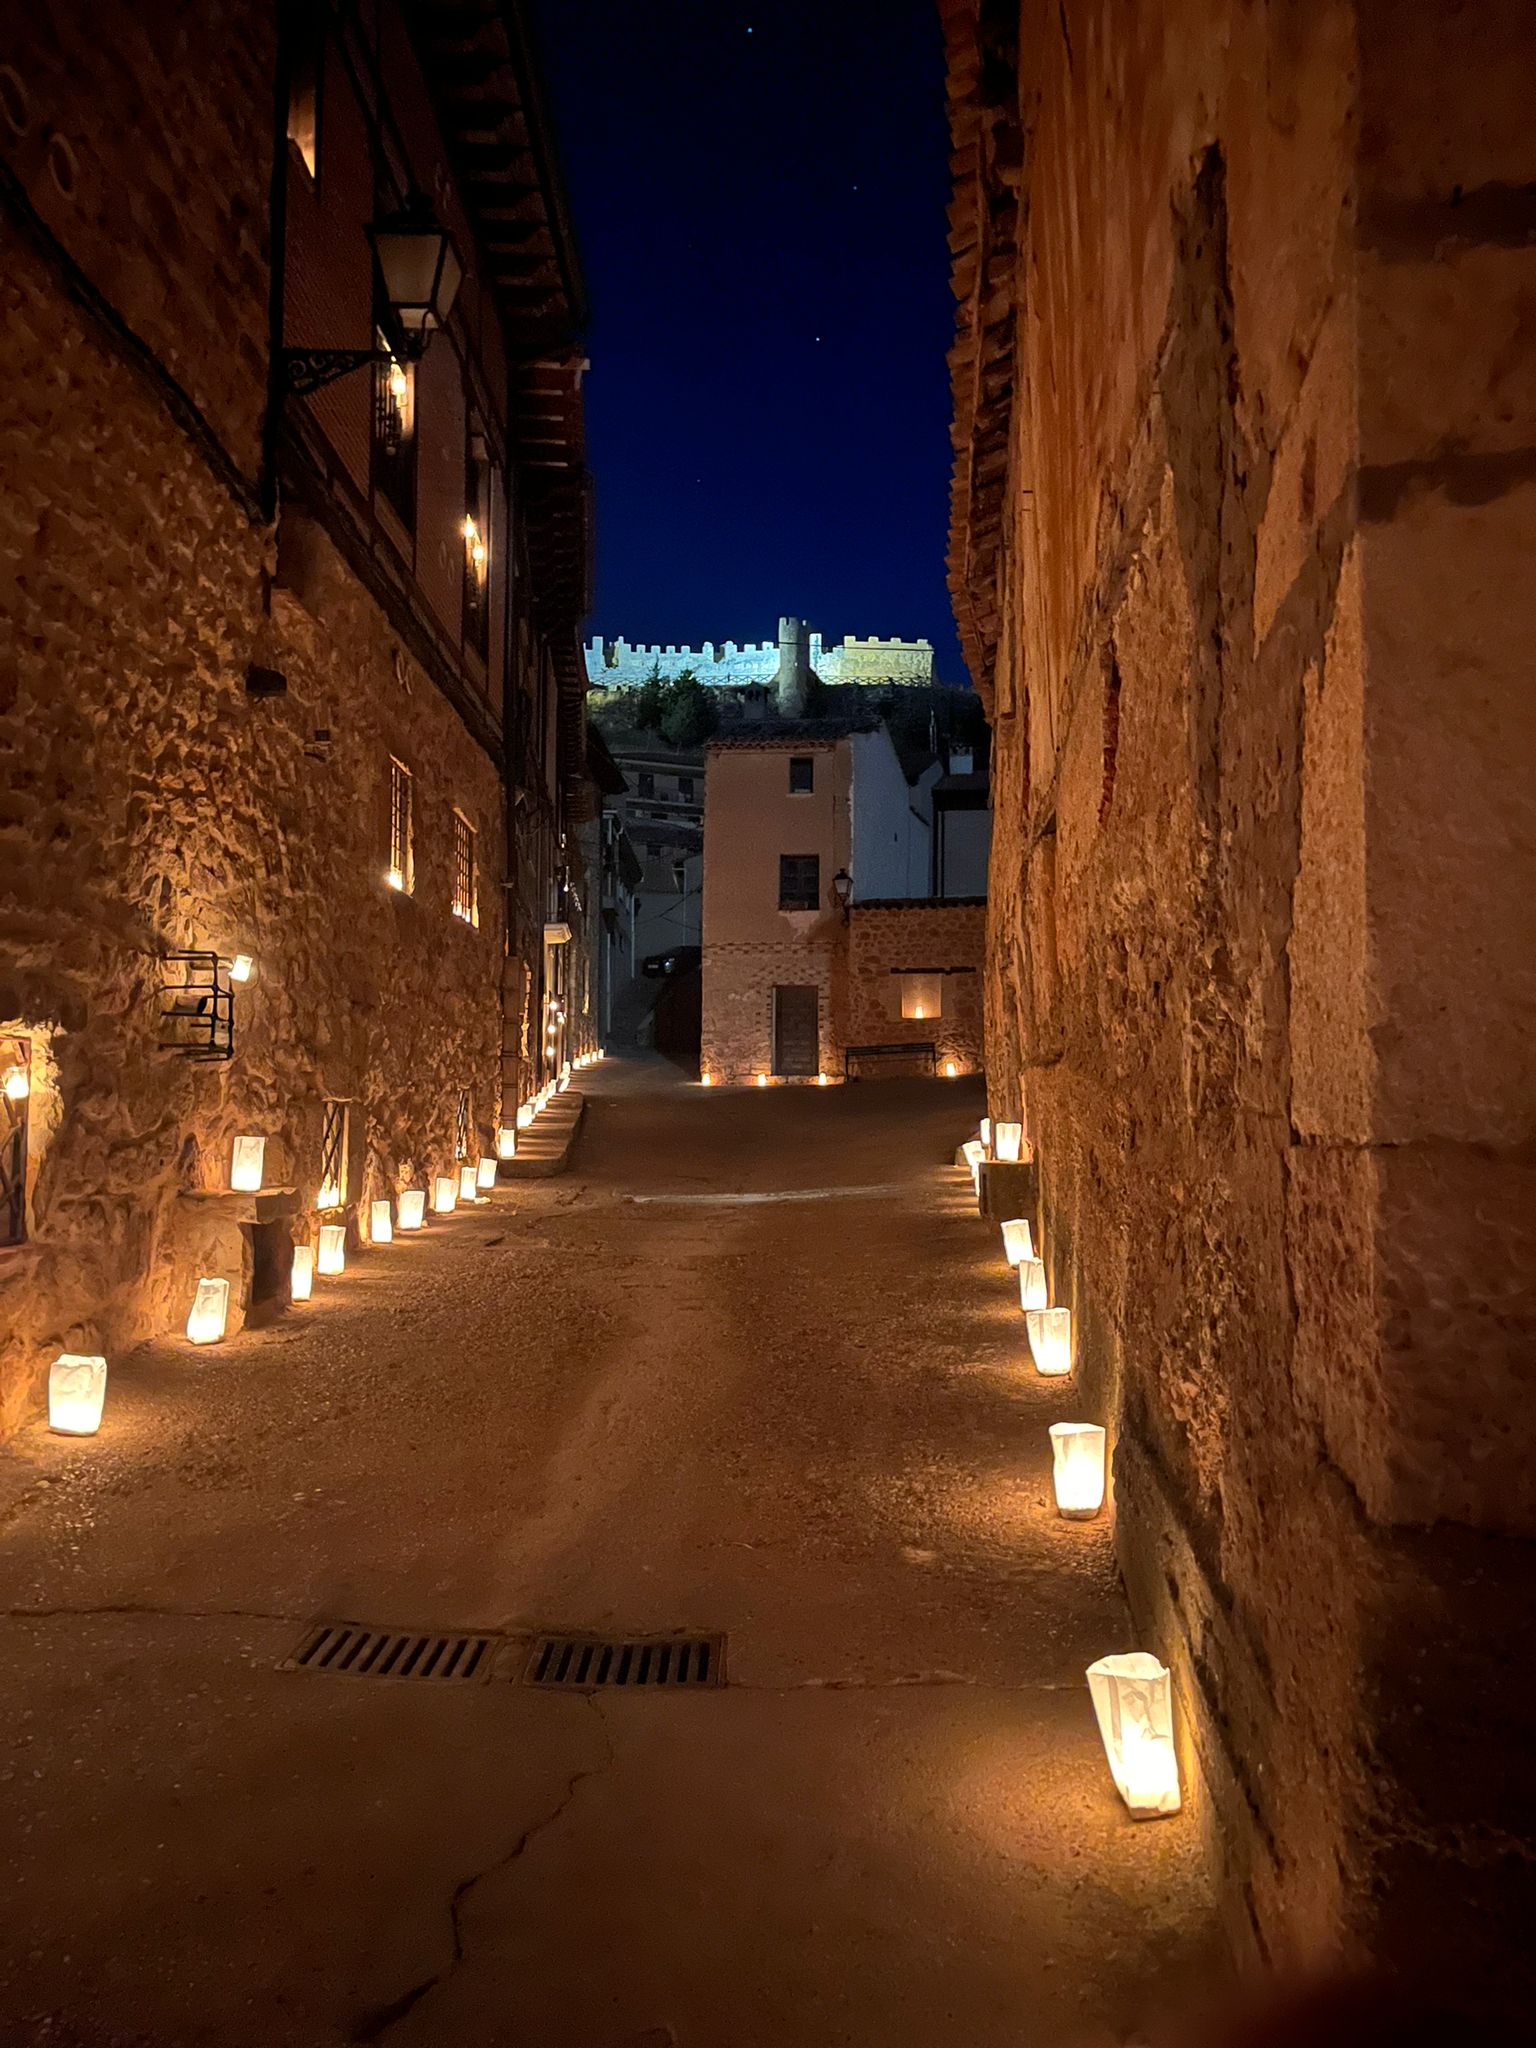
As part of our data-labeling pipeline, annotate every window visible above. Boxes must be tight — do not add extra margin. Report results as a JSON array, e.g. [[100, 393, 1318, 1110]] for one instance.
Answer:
[[372, 335, 416, 530], [1, 1032, 30, 1246], [789, 756, 814, 795], [452, 811, 479, 926], [899, 972, 945, 1022], [455, 1089, 472, 1160], [463, 427, 491, 658], [677, 776, 695, 802], [638, 772, 655, 799], [286, 19, 322, 180], [778, 854, 820, 910], [318, 1101, 349, 1209], [387, 757, 414, 892]]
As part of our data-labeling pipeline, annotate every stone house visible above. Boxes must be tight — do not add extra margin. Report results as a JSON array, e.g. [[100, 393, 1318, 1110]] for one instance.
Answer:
[[700, 722, 984, 1083], [944, 0, 1535, 2011], [0, 0, 592, 1429]]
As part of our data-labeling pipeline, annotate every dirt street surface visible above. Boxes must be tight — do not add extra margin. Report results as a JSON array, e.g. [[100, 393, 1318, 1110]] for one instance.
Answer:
[[0, 1061, 1216, 2046]]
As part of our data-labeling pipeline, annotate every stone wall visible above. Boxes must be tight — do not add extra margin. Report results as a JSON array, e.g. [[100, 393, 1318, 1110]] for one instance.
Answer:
[[945, 0, 1536, 2013], [845, 901, 985, 1077], [0, 130, 503, 1434]]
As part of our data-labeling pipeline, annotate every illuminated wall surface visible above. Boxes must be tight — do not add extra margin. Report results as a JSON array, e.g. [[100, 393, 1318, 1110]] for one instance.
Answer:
[[585, 630, 934, 687]]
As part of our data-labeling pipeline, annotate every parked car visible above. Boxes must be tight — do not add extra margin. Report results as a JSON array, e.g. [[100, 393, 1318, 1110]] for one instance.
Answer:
[[641, 945, 702, 980]]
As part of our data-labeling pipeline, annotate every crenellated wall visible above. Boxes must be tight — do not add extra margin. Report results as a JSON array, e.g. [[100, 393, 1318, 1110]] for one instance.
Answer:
[[945, 0, 1536, 2015], [586, 629, 935, 688]]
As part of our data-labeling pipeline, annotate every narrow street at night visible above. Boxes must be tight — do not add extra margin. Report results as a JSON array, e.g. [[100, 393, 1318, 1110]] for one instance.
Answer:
[[0, 1067, 1213, 2046]]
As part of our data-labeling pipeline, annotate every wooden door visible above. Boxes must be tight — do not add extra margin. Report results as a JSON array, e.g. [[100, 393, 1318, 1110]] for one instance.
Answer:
[[772, 985, 819, 1077]]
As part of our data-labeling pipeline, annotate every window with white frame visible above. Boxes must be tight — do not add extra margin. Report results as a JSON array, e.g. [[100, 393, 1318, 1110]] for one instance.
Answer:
[[452, 811, 478, 926]]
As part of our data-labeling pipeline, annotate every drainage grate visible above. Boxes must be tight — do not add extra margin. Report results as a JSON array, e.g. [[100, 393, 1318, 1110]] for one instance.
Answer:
[[280, 1622, 498, 1682], [523, 1633, 726, 1690]]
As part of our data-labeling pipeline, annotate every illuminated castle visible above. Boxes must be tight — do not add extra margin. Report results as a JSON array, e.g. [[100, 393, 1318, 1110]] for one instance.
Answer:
[[585, 616, 934, 691]]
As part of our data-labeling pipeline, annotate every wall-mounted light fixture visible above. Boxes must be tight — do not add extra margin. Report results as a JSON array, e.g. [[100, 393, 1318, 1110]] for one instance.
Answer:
[[281, 196, 462, 394], [831, 868, 852, 922]]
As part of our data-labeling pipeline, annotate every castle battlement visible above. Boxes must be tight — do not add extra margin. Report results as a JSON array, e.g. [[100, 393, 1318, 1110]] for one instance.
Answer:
[[586, 628, 935, 689]]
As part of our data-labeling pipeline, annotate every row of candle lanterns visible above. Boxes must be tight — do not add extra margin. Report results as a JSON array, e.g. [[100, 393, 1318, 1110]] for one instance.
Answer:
[[44, 1058, 606, 1442], [965, 1111, 1182, 1822]]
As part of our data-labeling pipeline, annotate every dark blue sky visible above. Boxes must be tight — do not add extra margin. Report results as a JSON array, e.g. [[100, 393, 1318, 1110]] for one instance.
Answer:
[[529, 0, 963, 679]]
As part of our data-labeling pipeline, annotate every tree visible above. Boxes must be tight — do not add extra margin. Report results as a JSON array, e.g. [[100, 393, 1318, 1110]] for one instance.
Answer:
[[631, 661, 667, 734], [658, 669, 719, 748]]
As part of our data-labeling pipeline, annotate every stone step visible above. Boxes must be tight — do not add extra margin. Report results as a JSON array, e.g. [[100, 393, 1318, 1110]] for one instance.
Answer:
[[498, 1091, 585, 1179]]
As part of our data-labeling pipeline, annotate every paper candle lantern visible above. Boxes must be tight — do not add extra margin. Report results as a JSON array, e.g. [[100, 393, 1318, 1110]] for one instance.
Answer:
[[433, 1175, 457, 1213], [980, 1117, 992, 1153], [291, 1243, 314, 1300], [476, 1156, 497, 1190], [943, 1060, 958, 1078], [49, 1353, 107, 1435], [1018, 1258, 1049, 1312], [1087, 1653, 1181, 1818], [1001, 1218, 1036, 1267], [458, 1164, 478, 1202], [994, 1120, 1024, 1163], [1049, 1423, 1107, 1518], [229, 953, 255, 983], [186, 1276, 229, 1345], [961, 1139, 984, 1191], [516, 1102, 536, 1128], [497, 1126, 517, 1160], [230, 1134, 265, 1192], [1026, 1306, 1072, 1376], [756, 1073, 769, 1088], [371, 1198, 393, 1243], [398, 1188, 426, 1231], [317, 1223, 346, 1275]]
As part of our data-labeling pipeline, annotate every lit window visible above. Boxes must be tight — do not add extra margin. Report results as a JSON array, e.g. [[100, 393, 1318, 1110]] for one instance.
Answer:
[[899, 972, 944, 1021], [463, 427, 491, 658], [372, 338, 416, 529], [286, 23, 322, 180], [452, 811, 479, 926], [778, 854, 820, 911], [387, 757, 414, 892], [789, 756, 814, 795], [317, 1101, 349, 1209]]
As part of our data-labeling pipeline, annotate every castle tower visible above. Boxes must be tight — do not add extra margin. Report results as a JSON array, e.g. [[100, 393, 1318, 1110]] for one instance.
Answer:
[[774, 615, 811, 717]]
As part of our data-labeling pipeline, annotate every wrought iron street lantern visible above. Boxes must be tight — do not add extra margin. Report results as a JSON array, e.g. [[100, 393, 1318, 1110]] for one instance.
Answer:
[[831, 868, 852, 921], [282, 195, 462, 395]]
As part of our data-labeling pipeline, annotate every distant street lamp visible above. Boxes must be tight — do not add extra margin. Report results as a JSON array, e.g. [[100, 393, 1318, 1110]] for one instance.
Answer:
[[282, 195, 463, 395], [831, 868, 852, 921]]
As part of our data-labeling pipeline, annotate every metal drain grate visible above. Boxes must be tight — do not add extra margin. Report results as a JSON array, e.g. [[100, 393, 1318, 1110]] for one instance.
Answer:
[[524, 1633, 726, 1690], [280, 1623, 498, 1682]]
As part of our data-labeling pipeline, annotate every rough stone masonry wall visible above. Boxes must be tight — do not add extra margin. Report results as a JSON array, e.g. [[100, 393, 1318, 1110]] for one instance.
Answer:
[[701, 936, 840, 1084], [945, 0, 1536, 2013], [845, 902, 985, 1076], [0, 200, 504, 1435]]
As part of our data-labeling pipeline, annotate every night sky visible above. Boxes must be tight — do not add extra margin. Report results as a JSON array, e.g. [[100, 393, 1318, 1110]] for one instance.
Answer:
[[528, 0, 963, 680]]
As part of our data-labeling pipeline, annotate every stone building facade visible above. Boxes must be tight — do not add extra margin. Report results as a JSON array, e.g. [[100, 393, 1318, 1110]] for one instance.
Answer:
[[700, 725, 984, 1082], [0, 1, 593, 1431], [945, 0, 1536, 2011]]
